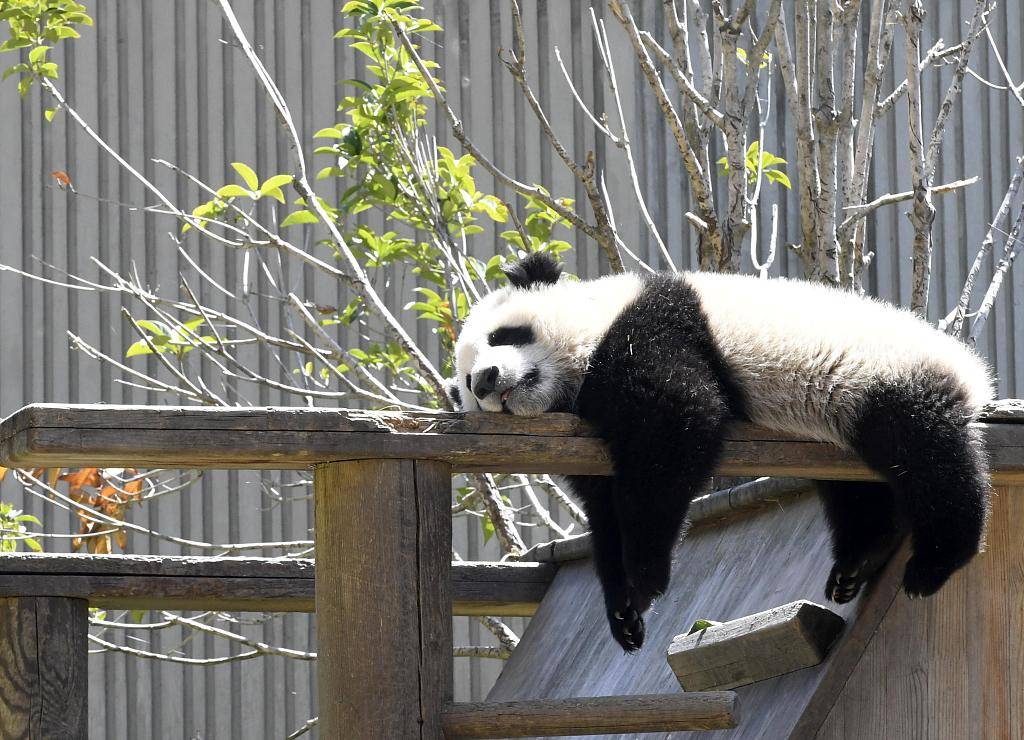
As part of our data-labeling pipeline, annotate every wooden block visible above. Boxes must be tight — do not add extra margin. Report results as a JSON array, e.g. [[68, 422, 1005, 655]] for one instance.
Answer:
[[440, 693, 740, 738], [667, 600, 845, 692]]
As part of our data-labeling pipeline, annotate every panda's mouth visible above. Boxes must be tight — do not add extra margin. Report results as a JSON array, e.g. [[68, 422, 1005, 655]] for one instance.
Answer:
[[500, 368, 540, 410]]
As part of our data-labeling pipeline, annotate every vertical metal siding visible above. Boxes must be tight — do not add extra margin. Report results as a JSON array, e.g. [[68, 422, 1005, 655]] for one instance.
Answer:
[[0, 1, 1020, 736]]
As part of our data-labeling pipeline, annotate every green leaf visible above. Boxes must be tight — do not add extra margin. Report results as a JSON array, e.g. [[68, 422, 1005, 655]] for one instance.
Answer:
[[125, 339, 154, 358], [314, 127, 343, 139], [44, 107, 57, 122], [130, 609, 146, 623], [24, 538, 42, 552], [231, 162, 259, 190], [135, 320, 168, 336], [216, 183, 253, 199], [28, 45, 49, 64], [260, 174, 293, 194], [14, 513, 41, 526], [765, 169, 792, 189], [280, 209, 319, 227], [687, 619, 722, 635]]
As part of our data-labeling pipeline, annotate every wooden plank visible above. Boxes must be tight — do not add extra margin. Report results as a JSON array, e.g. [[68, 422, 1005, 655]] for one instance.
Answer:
[[0, 554, 553, 616], [0, 596, 88, 739], [314, 459, 452, 739], [440, 693, 741, 738], [520, 478, 817, 563], [2, 403, 1024, 481], [667, 601, 845, 692]]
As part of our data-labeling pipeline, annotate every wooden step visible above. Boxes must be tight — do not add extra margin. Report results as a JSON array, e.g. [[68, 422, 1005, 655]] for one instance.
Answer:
[[440, 693, 740, 738], [667, 600, 845, 691]]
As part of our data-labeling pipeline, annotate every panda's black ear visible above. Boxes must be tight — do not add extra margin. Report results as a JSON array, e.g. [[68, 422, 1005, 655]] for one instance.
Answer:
[[503, 252, 563, 289]]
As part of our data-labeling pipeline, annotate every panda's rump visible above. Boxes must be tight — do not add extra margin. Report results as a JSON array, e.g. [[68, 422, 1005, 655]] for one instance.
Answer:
[[683, 271, 994, 447]]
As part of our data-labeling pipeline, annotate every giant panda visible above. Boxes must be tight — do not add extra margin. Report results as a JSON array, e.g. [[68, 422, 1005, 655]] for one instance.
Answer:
[[449, 252, 993, 652]]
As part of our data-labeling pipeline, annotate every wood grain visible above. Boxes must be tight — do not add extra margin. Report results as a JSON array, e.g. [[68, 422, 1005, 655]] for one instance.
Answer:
[[0, 597, 88, 739], [3, 403, 1023, 481], [440, 693, 740, 737], [314, 459, 452, 739], [0, 554, 554, 616], [668, 601, 845, 692]]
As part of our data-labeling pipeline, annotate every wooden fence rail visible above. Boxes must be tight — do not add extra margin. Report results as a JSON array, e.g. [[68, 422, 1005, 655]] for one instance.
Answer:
[[0, 554, 554, 616], [0, 402, 1021, 738]]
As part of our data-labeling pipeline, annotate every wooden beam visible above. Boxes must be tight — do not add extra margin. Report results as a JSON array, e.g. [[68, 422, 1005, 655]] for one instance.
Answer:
[[315, 459, 452, 739], [0, 554, 553, 616], [440, 693, 740, 737], [3, 403, 1024, 481], [0, 596, 88, 739], [667, 600, 846, 691]]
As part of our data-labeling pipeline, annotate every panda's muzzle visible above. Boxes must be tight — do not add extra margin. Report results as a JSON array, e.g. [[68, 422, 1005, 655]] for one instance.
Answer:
[[472, 366, 501, 400], [472, 366, 540, 409]]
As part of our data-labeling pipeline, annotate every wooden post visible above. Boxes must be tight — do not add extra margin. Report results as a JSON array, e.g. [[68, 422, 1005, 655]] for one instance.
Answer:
[[0, 596, 88, 739], [315, 459, 453, 739]]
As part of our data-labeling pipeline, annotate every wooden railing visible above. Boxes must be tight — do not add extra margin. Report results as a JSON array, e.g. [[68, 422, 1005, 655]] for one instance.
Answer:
[[1, 402, 1021, 738]]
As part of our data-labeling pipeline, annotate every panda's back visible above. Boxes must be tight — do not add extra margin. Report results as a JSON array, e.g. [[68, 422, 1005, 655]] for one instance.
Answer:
[[681, 271, 993, 446]]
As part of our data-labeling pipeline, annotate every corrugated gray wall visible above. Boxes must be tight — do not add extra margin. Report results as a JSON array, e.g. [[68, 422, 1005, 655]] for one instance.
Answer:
[[0, 1, 1021, 737]]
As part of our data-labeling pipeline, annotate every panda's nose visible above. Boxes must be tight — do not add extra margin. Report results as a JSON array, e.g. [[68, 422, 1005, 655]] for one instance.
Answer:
[[472, 366, 500, 399]]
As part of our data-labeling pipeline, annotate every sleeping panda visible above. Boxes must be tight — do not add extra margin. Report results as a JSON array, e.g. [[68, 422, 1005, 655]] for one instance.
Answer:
[[449, 253, 993, 652]]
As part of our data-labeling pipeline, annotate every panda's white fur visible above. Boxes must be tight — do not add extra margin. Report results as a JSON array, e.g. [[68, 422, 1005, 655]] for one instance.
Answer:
[[683, 271, 994, 446]]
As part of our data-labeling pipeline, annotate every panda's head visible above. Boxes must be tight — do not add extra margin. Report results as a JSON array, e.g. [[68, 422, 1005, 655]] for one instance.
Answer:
[[449, 253, 642, 416]]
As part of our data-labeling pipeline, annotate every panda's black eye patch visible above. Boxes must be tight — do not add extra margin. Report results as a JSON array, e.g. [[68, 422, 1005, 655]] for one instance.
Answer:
[[487, 325, 534, 347], [465, 373, 472, 389]]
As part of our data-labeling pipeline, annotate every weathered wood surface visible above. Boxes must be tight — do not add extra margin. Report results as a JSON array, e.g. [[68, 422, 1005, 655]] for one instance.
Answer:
[[489, 490, 906, 739], [0, 597, 88, 739], [3, 403, 1024, 481], [0, 554, 553, 616], [668, 601, 845, 692], [814, 485, 1024, 740], [521, 478, 817, 563], [315, 459, 452, 739], [441, 693, 741, 738]]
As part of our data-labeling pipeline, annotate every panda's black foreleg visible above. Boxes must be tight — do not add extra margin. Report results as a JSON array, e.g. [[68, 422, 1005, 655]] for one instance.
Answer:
[[566, 475, 645, 652], [611, 468, 694, 614], [853, 377, 990, 598], [818, 481, 904, 603]]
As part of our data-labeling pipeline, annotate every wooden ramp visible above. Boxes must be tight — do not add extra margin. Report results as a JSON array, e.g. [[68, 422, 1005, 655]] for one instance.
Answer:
[[490, 485, 1024, 739]]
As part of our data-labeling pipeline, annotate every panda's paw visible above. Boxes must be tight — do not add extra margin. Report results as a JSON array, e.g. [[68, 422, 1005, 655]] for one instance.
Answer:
[[824, 562, 865, 604], [623, 554, 671, 612], [606, 597, 645, 652], [902, 556, 952, 599]]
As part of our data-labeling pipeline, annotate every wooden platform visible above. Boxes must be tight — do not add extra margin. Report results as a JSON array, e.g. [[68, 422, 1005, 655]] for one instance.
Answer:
[[1, 402, 1021, 738]]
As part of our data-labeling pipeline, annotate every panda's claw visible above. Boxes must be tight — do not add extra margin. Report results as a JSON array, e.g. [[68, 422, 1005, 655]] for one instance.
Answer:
[[825, 561, 866, 604], [606, 597, 645, 652]]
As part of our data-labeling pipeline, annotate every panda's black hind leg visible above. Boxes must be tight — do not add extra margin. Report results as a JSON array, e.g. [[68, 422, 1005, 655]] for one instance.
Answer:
[[818, 481, 904, 604], [853, 375, 990, 599], [567, 475, 645, 652]]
